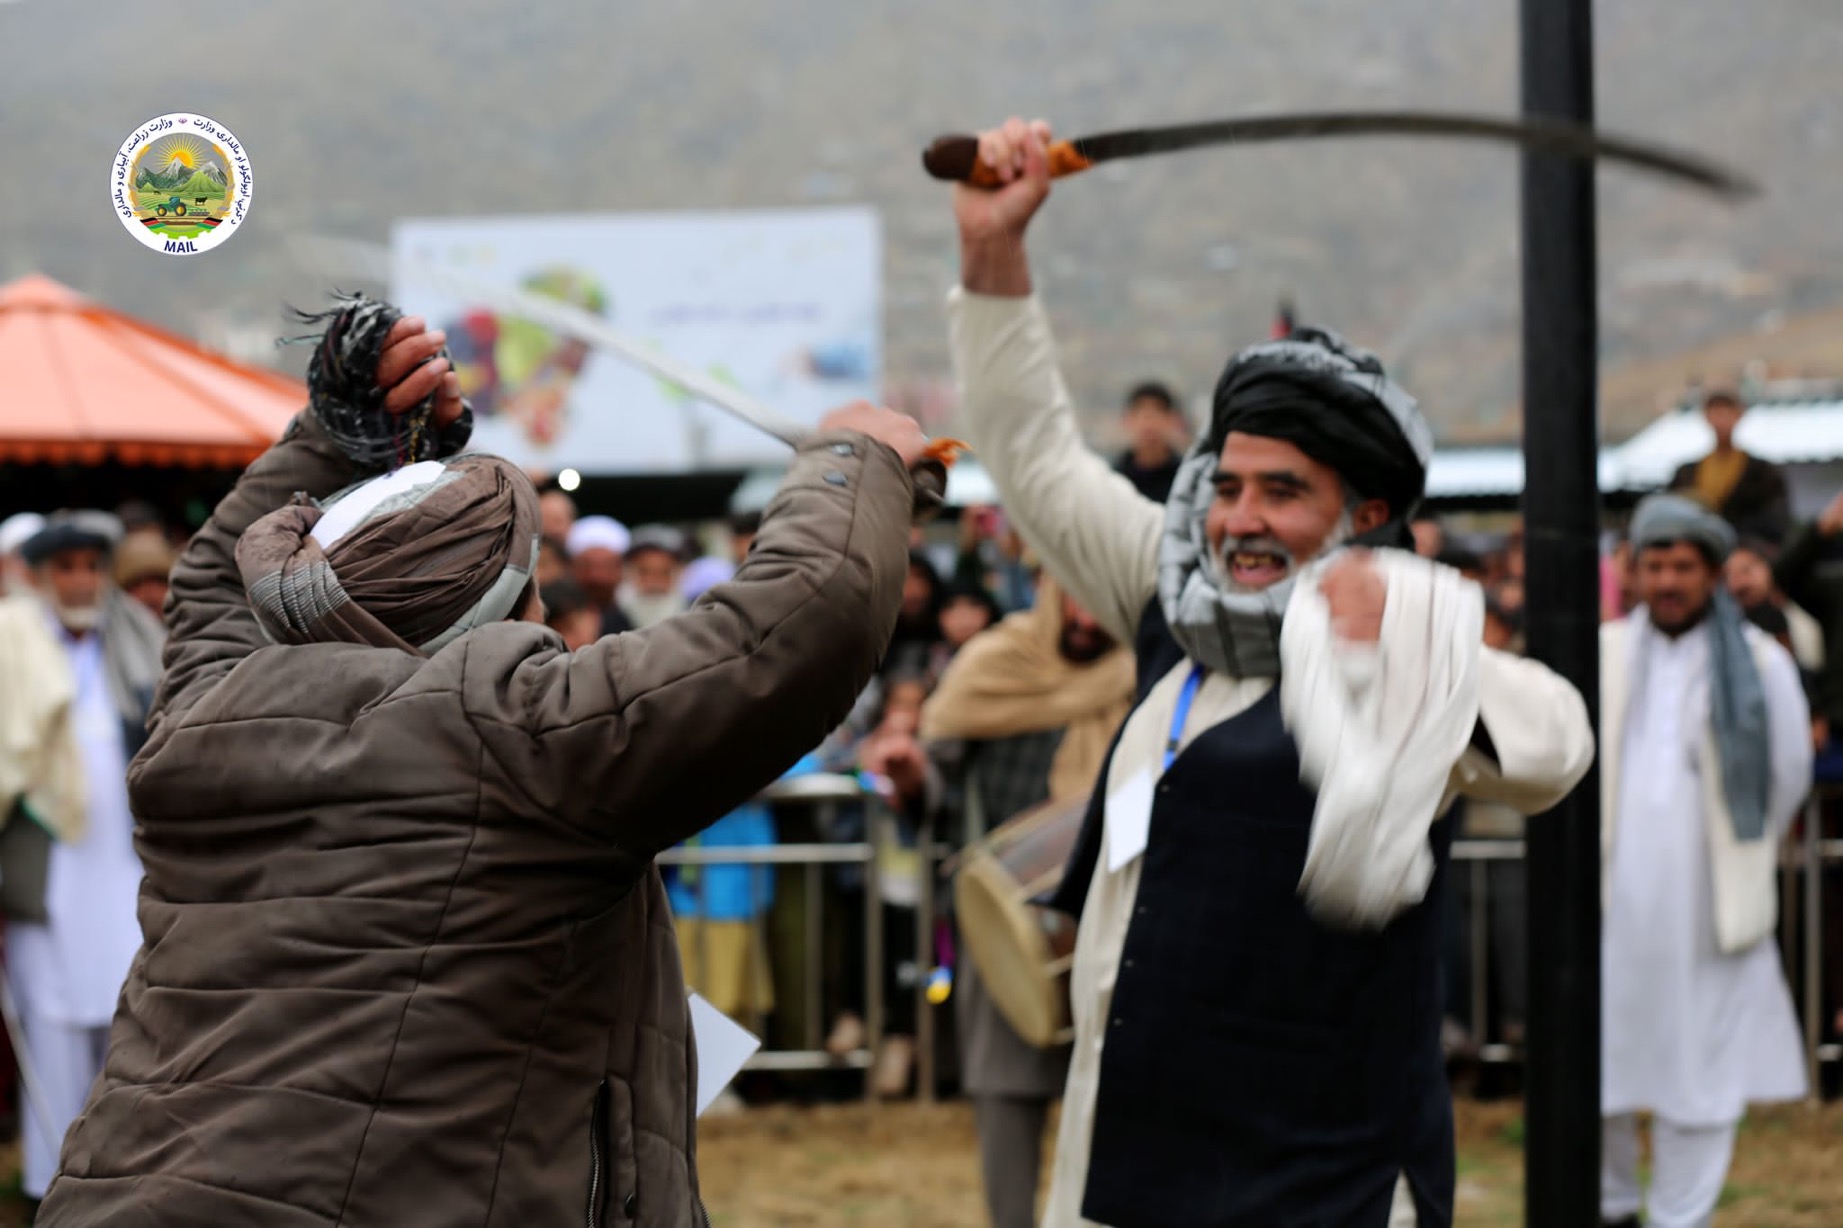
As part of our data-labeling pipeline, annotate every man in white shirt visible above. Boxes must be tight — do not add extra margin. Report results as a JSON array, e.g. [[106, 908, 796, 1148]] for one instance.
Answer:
[[1, 512, 163, 1204], [1600, 494, 1810, 1228]]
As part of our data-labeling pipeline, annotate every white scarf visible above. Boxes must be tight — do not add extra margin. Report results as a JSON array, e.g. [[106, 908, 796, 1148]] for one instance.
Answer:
[[1280, 550, 1484, 928]]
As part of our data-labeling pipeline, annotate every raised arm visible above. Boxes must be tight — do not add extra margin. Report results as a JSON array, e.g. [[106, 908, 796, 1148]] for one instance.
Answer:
[[947, 118, 1164, 646], [155, 313, 465, 728], [475, 410, 922, 857]]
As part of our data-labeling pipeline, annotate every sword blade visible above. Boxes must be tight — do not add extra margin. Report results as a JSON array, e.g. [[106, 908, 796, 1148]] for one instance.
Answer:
[[290, 237, 813, 448], [1063, 110, 1758, 198]]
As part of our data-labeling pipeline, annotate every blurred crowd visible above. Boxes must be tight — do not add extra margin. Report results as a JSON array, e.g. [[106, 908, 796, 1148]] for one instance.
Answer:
[[1, 376, 1841, 1195]]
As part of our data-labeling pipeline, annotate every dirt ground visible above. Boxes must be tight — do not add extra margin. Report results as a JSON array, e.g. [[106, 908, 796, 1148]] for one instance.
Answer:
[[695, 1097, 1843, 1228], [0, 1098, 1832, 1225]]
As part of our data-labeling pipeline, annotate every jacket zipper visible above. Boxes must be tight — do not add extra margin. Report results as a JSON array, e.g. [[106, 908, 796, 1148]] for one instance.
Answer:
[[587, 1078, 609, 1228]]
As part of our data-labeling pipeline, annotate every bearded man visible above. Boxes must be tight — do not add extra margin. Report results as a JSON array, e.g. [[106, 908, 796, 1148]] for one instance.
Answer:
[[35, 296, 929, 1228], [620, 525, 691, 629], [0, 511, 164, 1206], [1599, 495, 1809, 1228], [944, 119, 1595, 1228], [917, 579, 1135, 1228]]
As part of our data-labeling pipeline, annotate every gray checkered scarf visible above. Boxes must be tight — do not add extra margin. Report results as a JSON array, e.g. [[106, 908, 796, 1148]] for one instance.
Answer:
[[1157, 328, 1433, 678], [287, 293, 473, 469]]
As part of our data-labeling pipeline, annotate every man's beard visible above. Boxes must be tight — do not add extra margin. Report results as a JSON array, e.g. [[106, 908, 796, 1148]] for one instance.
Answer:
[[53, 601, 102, 633], [1209, 507, 1356, 596], [1648, 592, 1713, 638], [620, 587, 687, 630]]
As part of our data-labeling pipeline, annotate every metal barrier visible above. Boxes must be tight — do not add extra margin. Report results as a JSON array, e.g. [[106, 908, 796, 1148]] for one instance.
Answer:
[[1452, 838, 1529, 1065], [668, 778, 1842, 1103], [1446, 805, 1843, 1097], [1800, 791, 1843, 1090], [657, 774, 885, 1098]]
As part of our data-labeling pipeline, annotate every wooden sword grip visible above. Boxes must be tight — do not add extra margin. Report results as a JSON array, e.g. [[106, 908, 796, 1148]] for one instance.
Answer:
[[921, 135, 1094, 187]]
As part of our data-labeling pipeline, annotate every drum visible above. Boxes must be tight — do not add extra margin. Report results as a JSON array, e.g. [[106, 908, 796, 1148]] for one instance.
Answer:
[[951, 793, 1089, 1048]]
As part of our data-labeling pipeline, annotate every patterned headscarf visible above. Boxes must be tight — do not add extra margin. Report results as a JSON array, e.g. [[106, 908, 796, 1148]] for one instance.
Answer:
[[237, 456, 541, 656], [1158, 327, 1432, 678], [288, 294, 473, 470]]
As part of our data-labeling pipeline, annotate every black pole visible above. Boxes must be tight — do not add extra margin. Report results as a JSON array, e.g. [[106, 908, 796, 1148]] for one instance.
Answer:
[[1518, 0, 1602, 1224]]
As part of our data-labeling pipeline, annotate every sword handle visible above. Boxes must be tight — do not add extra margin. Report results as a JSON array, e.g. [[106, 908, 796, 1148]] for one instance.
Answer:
[[922, 135, 1094, 187], [909, 458, 949, 521]]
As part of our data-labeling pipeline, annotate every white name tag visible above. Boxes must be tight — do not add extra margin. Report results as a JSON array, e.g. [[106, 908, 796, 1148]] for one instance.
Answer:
[[1105, 767, 1157, 872], [689, 992, 762, 1115]]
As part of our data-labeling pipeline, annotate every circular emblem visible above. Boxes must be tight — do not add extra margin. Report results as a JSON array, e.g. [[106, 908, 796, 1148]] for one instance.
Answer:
[[110, 113, 252, 256]]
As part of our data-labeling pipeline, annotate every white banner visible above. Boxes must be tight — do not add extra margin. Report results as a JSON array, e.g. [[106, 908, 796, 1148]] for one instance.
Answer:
[[391, 208, 881, 474]]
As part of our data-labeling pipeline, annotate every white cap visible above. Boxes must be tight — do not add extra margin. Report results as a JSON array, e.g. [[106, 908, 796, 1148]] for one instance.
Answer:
[[567, 515, 630, 558], [311, 462, 449, 550], [0, 512, 47, 557]]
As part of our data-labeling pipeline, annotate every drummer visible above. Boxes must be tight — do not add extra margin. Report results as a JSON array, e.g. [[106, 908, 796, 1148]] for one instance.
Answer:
[[944, 118, 1595, 1228], [866, 575, 1134, 1228]]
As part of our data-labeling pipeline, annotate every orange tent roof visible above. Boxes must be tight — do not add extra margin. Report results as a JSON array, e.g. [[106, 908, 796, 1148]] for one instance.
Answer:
[[0, 273, 303, 468]]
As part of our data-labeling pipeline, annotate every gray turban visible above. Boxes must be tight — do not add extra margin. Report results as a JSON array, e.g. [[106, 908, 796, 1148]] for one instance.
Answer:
[[1630, 492, 1737, 564]]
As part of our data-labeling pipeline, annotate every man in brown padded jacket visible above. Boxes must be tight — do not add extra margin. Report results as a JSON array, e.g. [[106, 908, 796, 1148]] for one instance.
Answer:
[[37, 297, 928, 1228]]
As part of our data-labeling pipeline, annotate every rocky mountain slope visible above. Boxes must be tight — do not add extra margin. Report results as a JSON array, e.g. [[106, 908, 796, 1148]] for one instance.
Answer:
[[3, 0, 1837, 443]]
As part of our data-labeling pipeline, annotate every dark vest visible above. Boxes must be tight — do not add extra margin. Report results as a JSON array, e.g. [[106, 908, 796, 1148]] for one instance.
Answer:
[[1056, 601, 1454, 1228]]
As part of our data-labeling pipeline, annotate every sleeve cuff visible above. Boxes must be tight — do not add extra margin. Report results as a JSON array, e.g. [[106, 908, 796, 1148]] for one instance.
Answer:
[[947, 285, 1045, 323]]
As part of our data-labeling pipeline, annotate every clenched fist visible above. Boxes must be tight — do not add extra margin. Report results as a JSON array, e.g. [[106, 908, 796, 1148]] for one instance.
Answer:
[[1319, 550, 1388, 643], [954, 117, 1055, 298], [376, 316, 466, 426], [953, 117, 1055, 244], [817, 400, 930, 470]]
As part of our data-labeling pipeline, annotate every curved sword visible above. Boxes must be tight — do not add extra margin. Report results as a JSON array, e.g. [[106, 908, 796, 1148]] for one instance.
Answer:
[[922, 110, 1759, 200]]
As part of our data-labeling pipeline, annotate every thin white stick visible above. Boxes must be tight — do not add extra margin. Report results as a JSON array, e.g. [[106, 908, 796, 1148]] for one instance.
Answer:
[[0, 968, 71, 1163], [290, 237, 811, 448]]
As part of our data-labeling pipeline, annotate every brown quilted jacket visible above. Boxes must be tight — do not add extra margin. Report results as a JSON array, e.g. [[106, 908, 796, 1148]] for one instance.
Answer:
[[37, 411, 913, 1227]]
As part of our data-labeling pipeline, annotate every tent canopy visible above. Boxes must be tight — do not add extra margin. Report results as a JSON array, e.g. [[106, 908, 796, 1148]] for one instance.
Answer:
[[0, 274, 303, 468], [1613, 397, 1843, 488]]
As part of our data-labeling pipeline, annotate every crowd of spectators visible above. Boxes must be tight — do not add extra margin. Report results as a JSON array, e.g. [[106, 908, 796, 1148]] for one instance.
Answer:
[[2, 378, 1840, 1153]]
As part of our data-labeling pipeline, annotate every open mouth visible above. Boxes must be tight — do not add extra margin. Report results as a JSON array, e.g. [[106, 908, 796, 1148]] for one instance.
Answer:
[[1226, 549, 1290, 588]]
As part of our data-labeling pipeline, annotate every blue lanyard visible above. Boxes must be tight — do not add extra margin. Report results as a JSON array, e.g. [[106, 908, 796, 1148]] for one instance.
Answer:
[[1164, 664, 1206, 772]]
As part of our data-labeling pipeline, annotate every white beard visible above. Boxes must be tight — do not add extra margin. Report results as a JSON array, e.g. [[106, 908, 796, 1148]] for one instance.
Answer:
[[620, 587, 688, 629], [1210, 507, 1356, 596], [53, 602, 102, 633]]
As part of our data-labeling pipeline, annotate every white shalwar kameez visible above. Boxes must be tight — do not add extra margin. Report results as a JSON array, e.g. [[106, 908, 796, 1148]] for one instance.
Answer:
[[5, 623, 146, 1199], [1602, 620, 1808, 1228]]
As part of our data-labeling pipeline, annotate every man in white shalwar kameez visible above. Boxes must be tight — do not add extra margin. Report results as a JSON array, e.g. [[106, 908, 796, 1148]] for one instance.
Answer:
[[0, 512, 161, 1204], [1600, 494, 1810, 1228]]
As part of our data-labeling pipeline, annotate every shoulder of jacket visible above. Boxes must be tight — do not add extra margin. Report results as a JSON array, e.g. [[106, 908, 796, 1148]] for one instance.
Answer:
[[436, 621, 568, 705]]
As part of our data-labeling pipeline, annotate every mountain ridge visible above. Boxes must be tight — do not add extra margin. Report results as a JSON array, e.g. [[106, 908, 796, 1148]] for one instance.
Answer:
[[2, 0, 1835, 444]]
